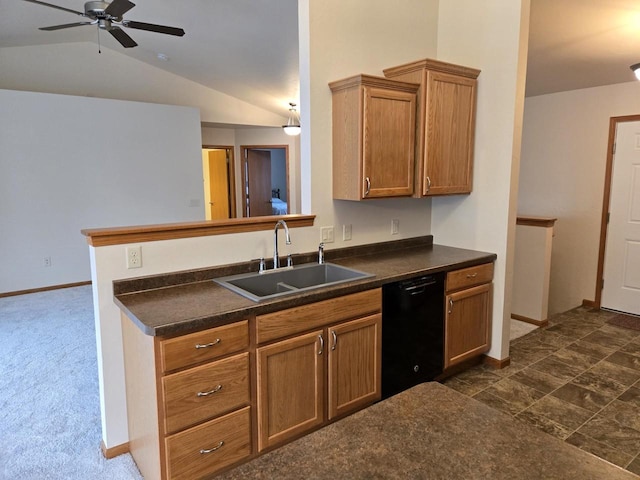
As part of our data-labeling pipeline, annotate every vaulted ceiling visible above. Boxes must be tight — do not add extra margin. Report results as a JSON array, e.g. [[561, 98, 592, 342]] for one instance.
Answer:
[[1, 0, 639, 114]]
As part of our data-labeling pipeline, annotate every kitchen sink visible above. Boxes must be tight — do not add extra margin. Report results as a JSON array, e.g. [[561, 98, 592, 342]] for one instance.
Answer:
[[213, 262, 374, 302]]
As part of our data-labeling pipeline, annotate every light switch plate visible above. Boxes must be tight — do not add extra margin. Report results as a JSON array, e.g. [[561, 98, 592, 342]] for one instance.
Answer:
[[391, 219, 399, 235], [321, 226, 335, 243], [343, 224, 352, 241]]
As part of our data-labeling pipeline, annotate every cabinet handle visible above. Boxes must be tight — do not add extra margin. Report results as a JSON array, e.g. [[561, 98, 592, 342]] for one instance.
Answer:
[[200, 441, 224, 454], [318, 334, 324, 355], [466, 273, 478, 279], [197, 384, 223, 397], [331, 330, 337, 351], [195, 338, 221, 349], [364, 177, 371, 197], [426, 176, 432, 193], [448, 298, 454, 314]]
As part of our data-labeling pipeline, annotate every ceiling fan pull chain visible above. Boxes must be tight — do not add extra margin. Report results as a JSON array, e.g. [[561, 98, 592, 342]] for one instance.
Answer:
[[97, 24, 101, 54]]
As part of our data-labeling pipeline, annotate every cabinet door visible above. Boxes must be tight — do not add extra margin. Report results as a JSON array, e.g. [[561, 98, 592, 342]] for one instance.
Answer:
[[256, 330, 325, 451], [445, 283, 492, 368], [328, 314, 381, 419], [424, 71, 477, 196], [362, 86, 416, 198]]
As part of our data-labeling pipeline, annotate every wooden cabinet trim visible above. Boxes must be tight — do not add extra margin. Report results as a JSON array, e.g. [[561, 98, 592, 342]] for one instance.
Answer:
[[383, 57, 480, 80], [256, 289, 382, 344], [329, 73, 419, 93]]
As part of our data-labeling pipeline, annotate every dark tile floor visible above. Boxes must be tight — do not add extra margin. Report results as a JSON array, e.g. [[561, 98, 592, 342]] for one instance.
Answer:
[[443, 306, 640, 476]]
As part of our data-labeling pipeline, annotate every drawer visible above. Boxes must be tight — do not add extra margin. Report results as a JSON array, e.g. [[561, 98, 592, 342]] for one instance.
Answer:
[[165, 406, 251, 480], [446, 263, 494, 293], [162, 352, 250, 434], [159, 320, 249, 373], [256, 288, 382, 344]]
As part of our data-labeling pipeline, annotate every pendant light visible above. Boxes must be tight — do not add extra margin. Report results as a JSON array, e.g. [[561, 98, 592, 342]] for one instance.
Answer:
[[631, 63, 640, 81], [282, 103, 301, 136]]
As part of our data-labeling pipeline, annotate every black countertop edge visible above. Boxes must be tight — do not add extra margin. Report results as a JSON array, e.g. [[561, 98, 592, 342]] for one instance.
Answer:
[[113, 235, 434, 295]]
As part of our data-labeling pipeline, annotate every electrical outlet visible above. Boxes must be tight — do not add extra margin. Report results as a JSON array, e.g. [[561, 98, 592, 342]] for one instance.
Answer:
[[391, 219, 400, 235], [320, 226, 335, 243], [44, 256, 52, 267], [126, 246, 142, 269], [342, 224, 352, 241]]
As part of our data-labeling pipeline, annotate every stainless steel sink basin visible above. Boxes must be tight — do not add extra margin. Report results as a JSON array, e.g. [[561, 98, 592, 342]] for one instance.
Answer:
[[213, 262, 374, 302]]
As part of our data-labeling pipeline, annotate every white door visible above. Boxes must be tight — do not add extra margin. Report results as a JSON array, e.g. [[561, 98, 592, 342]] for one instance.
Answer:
[[602, 121, 640, 315]]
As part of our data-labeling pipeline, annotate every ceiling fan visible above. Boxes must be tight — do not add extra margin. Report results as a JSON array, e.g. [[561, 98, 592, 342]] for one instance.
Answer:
[[23, 0, 185, 48]]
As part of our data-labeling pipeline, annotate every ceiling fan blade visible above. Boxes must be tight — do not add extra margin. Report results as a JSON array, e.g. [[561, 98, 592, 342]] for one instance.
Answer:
[[122, 20, 185, 37], [39, 21, 94, 31], [108, 26, 138, 48], [104, 0, 135, 18], [22, 0, 85, 16]]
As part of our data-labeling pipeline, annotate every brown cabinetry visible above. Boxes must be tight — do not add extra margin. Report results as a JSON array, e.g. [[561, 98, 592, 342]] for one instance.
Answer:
[[384, 58, 480, 196], [256, 290, 382, 452], [444, 263, 493, 368], [329, 74, 419, 200], [122, 318, 251, 480]]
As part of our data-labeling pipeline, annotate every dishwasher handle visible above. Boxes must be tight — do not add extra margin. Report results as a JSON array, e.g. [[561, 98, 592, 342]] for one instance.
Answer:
[[402, 279, 438, 295]]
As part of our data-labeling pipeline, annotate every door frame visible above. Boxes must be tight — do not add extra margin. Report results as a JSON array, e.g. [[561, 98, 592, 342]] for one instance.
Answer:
[[202, 145, 237, 219], [592, 114, 640, 308], [241, 145, 290, 218]]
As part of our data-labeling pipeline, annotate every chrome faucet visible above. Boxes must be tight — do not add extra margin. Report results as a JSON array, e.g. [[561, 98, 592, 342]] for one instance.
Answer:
[[273, 219, 291, 269], [318, 242, 325, 264]]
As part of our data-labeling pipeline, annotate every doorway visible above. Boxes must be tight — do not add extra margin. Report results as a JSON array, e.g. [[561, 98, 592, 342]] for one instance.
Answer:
[[241, 146, 289, 217], [202, 146, 236, 220], [596, 115, 640, 315]]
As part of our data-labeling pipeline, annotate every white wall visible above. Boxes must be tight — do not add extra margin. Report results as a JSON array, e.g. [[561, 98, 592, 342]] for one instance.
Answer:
[[0, 43, 285, 126], [0, 89, 202, 294], [434, 0, 530, 361], [519, 81, 640, 314], [93, 0, 441, 449]]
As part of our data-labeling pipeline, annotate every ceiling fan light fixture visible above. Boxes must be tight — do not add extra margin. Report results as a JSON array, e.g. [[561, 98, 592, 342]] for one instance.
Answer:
[[282, 102, 301, 136], [631, 63, 640, 81]]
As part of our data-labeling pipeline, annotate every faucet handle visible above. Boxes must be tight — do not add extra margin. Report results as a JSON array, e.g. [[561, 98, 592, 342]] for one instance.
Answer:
[[258, 257, 266, 273], [318, 242, 325, 264], [286, 254, 293, 267]]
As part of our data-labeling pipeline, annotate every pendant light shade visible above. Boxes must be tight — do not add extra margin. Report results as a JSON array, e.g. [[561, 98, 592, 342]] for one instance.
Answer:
[[631, 63, 640, 81], [283, 103, 301, 136]]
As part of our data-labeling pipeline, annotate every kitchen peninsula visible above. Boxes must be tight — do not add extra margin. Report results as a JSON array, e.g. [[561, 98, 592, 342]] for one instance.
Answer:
[[113, 235, 498, 479]]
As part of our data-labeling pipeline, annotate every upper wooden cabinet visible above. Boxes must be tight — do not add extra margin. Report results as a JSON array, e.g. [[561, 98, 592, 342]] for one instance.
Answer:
[[329, 74, 419, 200], [384, 58, 480, 196]]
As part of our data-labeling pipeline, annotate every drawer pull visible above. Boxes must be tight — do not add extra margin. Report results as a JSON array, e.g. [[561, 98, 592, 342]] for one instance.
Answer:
[[466, 273, 478, 279], [195, 338, 221, 349], [197, 384, 223, 397], [200, 441, 224, 454]]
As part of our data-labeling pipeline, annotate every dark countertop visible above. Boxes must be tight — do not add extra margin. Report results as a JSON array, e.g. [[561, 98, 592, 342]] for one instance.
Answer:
[[217, 382, 639, 480], [114, 237, 496, 337]]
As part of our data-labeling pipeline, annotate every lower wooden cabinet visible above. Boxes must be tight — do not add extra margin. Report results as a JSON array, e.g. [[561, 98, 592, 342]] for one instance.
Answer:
[[444, 263, 493, 368], [256, 330, 325, 451], [256, 292, 382, 452], [328, 314, 381, 419], [122, 317, 252, 480]]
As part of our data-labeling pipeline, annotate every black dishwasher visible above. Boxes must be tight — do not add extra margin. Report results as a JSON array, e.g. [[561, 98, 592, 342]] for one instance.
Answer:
[[381, 272, 445, 399]]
